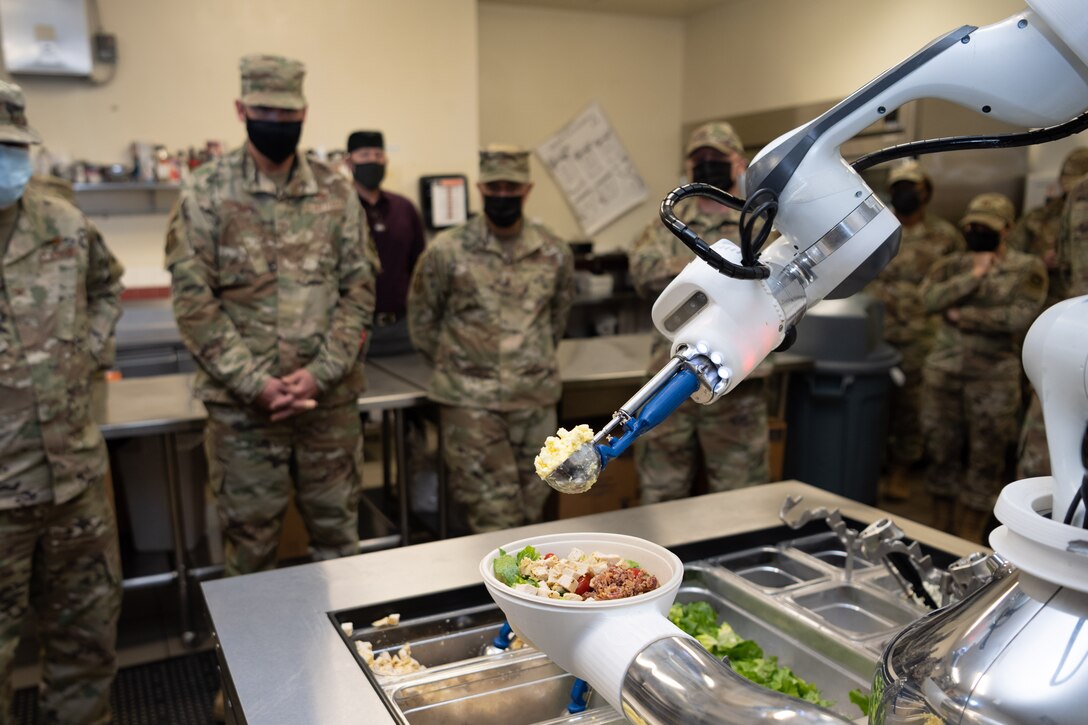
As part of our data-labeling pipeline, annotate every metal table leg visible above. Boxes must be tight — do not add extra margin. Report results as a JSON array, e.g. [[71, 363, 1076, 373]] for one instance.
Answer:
[[163, 431, 195, 646], [395, 409, 410, 546], [381, 410, 393, 503], [437, 412, 448, 539], [777, 372, 790, 420]]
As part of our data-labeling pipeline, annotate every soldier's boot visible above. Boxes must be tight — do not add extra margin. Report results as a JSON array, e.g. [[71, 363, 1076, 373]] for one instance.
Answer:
[[932, 496, 956, 533], [883, 467, 912, 501], [955, 504, 992, 545]]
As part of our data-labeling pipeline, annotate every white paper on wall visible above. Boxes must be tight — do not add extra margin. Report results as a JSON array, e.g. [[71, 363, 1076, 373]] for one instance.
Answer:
[[535, 102, 647, 237]]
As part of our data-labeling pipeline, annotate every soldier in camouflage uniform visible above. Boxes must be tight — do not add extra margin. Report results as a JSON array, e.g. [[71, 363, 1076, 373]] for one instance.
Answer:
[[631, 122, 769, 504], [166, 56, 379, 577], [408, 145, 574, 534], [0, 82, 125, 725], [1060, 174, 1088, 299], [865, 160, 965, 500], [1015, 148, 1088, 479], [1009, 148, 1088, 307], [921, 193, 1047, 542]]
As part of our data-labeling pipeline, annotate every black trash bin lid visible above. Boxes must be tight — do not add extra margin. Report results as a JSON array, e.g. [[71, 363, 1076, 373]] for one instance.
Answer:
[[809, 343, 902, 375]]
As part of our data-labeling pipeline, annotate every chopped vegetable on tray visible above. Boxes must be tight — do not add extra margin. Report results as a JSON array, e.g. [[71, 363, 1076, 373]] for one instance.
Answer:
[[668, 601, 833, 709]]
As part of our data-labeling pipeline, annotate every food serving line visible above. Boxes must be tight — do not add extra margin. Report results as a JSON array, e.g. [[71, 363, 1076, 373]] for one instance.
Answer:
[[202, 481, 978, 724]]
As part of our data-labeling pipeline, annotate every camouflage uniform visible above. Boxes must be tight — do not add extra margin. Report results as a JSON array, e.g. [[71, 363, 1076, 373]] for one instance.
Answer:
[[0, 82, 124, 725], [1017, 154, 1088, 478], [1061, 172, 1088, 299], [1009, 194, 1066, 308], [408, 146, 574, 533], [865, 162, 965, 472], [631, 122, 768, 504], [1009, 148, 1088, 307], [166, 56, 378, 575], [921, 194, 1047, 513]]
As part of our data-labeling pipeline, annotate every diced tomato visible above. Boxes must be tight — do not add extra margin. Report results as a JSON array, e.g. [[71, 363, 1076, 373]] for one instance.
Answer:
[[544, 553, 555, 559], [575, 573, 592, 596], [630, 568, 641, 577]]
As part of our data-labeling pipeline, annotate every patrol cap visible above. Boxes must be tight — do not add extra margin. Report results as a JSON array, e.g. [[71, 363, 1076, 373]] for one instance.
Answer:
[[348, 130, 384, 152], [0, 81, 41, 145], [1060, 147, 1088, 192], [887, 160, 927, 186], [479, 143, 530, 184], [239, 54, 306, 110], [960, 192, 1015, 232], [685, 121, 742, 157]]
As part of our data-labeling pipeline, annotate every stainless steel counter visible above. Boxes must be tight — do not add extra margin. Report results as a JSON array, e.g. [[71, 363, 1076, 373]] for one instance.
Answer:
[[202, 481, 977, 725], [94, 373, 205, 439], [93, 367, 426, 437]]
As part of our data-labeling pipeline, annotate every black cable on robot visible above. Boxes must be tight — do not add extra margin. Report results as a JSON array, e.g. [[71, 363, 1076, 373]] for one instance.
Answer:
[[851, 109, 1088, 173], [658, 182, 772, 280]]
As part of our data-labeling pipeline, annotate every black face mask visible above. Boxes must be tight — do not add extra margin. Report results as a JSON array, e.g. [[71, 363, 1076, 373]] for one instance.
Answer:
[[890, 185, 922, 216], [691, 159, 732, 189], [964, 228, 1001, 252], [246, 119, 302, 164], [353, 162, 385, 191], [484, 195, 522, 228]]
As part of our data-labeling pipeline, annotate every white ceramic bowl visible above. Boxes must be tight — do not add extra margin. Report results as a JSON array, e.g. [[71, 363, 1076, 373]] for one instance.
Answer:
[[480, 531, 689, 712]]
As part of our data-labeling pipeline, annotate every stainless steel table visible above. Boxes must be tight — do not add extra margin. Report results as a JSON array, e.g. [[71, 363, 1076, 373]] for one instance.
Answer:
[[202, 481, 979, 725], [356, 369, 430, 548], [93, 368, 426, 644]]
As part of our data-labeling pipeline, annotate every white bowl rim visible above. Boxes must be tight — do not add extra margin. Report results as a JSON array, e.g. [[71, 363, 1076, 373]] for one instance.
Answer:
[[479, 531, 684, 609]]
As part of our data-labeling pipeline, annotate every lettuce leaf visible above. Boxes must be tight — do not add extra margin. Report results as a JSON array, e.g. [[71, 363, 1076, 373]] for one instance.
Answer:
[[668, 601, 832, 709], [848, 688, 871, 716], [493, 548, 520, 586], [515, 545, 540, 563]]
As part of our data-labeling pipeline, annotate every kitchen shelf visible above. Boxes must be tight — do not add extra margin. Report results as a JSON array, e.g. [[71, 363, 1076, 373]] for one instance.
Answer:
[[74, 181, 181, 192], [74, 181, 181, 216]]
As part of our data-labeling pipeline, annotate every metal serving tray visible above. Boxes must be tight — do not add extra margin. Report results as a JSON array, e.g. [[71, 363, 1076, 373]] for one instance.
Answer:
[[785, 532, 878, 571], [345, 603, 513, 675], [787, 582, 920, 640], [384, 652, 616, 725], [675, 582, 870, 717], [712, 546, 830, 591]]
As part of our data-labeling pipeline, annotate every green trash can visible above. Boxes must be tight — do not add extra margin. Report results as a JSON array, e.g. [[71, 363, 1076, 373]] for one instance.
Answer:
[[783, 344, 901, 504]]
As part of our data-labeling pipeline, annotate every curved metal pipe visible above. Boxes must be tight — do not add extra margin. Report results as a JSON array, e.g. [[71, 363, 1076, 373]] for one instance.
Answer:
[[621, 637, 852, 725]]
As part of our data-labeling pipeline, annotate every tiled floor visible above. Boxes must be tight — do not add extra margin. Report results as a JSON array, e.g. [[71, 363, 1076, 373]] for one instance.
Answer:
[[12, 584, 208, 690]]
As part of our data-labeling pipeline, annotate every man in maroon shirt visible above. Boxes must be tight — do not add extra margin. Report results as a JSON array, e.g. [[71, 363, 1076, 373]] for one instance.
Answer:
[[347, 130, 426, 355]]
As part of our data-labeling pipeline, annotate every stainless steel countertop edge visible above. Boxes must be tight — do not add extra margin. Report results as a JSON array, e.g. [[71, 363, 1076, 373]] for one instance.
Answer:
[[202, 481, 979, 725]]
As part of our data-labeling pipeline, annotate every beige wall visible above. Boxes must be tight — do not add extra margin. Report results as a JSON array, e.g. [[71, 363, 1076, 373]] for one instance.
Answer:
[[7, 0, 1060, 282], [6, 0, 480, 286], [478, 2, 684, 252], [683, 0, 1028, 124]]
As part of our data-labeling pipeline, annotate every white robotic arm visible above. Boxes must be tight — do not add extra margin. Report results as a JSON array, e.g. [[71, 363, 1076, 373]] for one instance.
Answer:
[[657, 4, 1088, 397], [543, 2, 1088, 495]]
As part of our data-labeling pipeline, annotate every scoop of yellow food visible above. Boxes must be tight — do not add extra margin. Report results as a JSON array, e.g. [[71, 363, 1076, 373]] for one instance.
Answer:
[[534, 424, 595, 480]]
